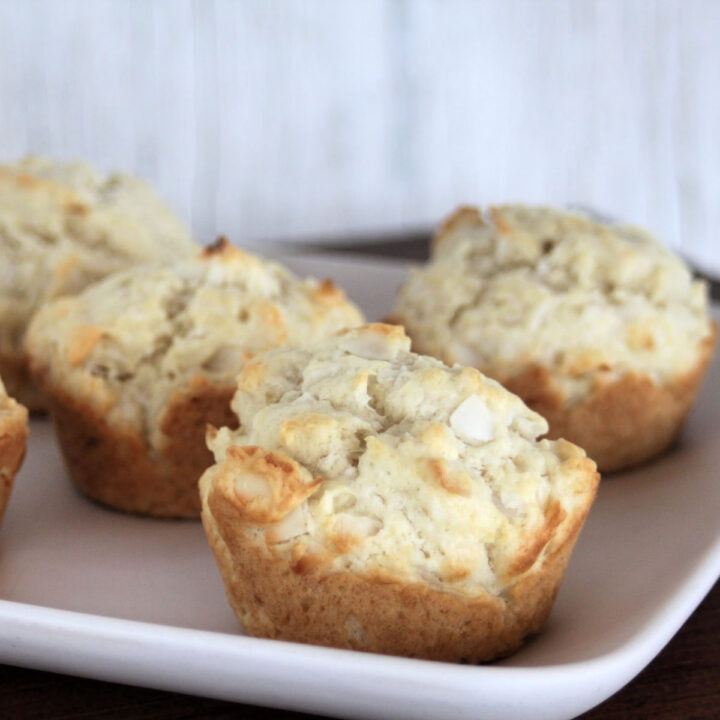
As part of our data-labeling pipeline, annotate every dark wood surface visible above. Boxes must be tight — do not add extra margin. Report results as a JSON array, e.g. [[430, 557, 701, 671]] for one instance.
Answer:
[[2, 238, 719, 719]]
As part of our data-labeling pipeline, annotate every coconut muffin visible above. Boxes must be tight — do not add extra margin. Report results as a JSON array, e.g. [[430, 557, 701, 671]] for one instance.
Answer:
[[199, 324, 599, 661], [391, 206, 716, 472], [25, 238, 364, 518], [0, 155, 194, 409], [0, 374, 29, 525]]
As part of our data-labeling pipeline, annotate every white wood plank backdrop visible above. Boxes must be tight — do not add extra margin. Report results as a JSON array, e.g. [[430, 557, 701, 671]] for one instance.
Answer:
[[0, 0, 718, 271]]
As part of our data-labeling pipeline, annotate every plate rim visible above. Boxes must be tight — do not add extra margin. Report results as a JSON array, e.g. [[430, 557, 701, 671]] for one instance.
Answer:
[[1, 253, 719, 720]]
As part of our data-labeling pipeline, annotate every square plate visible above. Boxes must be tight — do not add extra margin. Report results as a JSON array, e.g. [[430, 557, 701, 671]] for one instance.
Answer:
[[1, 254, 719, 720]]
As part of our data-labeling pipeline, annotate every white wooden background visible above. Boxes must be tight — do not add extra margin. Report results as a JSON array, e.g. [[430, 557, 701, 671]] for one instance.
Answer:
[[0, 0, 718, 271]]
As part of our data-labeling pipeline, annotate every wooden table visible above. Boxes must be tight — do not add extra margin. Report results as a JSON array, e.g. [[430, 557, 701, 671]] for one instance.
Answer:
[[2, 239, 718, 719]]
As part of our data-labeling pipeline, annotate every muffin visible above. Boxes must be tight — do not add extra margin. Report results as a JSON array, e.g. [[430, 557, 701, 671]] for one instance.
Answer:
[[0, 374, 29, 524], [200, 324, 599, 661], [390, 205, 716, 472], [0, 155, 194, 409], [25, 238, 364, 518]]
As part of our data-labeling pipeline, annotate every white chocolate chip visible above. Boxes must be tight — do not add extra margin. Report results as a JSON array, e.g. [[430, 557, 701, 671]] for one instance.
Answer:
[[509, 411, 547, 440], [333, 513, 383, 539], [338, 331, 404, 361], [332, 491, 358, 512], [266, 503, 310, 544], [234, 472, 272, 500], [450, 395, 495, 445]]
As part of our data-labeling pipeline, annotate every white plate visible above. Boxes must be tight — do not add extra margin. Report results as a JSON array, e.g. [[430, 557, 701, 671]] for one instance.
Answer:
[[1, 254, 719, 720]]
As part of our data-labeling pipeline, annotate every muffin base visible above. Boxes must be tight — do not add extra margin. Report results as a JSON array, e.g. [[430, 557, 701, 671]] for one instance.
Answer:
[[0, 397, 29, 524], [503, 329, 717, 473], [0, 351, 46, 413], [41, 376, 238, 518], [201, 465, 597, 662]]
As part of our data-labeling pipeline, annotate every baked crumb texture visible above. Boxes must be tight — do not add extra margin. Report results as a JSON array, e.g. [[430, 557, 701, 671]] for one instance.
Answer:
[[25, 240, 364, 517], [391, 205, 716, 472], [200, 324, 599, 661], [0, 155, 194, 409], [0, 375, 28, 524]]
